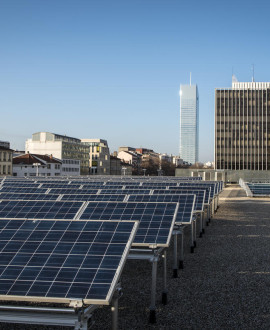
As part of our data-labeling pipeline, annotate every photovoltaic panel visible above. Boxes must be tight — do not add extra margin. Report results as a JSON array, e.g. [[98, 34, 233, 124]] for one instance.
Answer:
[[247, 183, 270, 196], [80, 201, 179, 247], [99, 189, 152, 195], [2, 183, 40, 188], [170, 185, 213, 200], [0, 187, 48, 194], [61, 194, 127, 202], [49, 188, 100, 195], [126, 194, 195, 224], [153, 187, 211, 205], [40, 183, 82, 189], [0, 193, 60, 201], [0, 200, 83, 219], [129, 190, 205, 212], [0, 219, 138, 305]]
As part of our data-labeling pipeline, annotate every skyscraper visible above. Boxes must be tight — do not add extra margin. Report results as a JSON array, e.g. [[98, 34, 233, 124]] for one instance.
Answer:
[[215, 80, 270, 170], [179, 84, 199, 164]]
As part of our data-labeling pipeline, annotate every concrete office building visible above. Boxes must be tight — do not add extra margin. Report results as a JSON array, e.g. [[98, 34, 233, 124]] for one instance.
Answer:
[[26, 132, 88, 175], [81, 139, 110, 175], [215, 80, 270, 170], [179, 84, 199, 164]]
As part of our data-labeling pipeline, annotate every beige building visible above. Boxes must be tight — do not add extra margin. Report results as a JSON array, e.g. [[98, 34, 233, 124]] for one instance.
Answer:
[[0, 141, 13, 176], [25, 132, 89, 175], [81, 139, 110, 175], [215, 81, 270, 170]]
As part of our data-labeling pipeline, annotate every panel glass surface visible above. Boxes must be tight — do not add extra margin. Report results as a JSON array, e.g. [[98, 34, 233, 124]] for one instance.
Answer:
[[80, 201, 178, 246], [0, 200, 83, 219], [0, 219, 137, 304]]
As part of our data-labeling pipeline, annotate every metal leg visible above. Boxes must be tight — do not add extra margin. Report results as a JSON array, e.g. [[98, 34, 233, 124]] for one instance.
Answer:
[[173, 233, 178, 278], [162, 250, 168, 304], [193, 220, 197, 248], [199, 213, 203, 237], [149, 258, 158, 324], [111, 296, 118, 330], [179, 229, 184, 269], [111, 285, 122, 330], [190, 222, 194, 253]]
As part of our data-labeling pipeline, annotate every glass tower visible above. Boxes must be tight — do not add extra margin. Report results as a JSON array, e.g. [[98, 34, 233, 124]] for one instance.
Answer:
[[179, 84, 199, 164]]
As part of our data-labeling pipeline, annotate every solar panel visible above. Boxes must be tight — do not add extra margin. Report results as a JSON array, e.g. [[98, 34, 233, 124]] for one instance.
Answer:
[[61, 194, 127, 202], [0, 200, 83, 219], [40, 183, 82, 189], [127, 194, 195, 224], [247, 183, 270, 196], [0, 193, 60, 201], [167, 186, 212, 202], [0, 219, 138, 305], [79, 201, 178, 247], [0, 187, 48, 194], [99, 189, 152, 195], [49, 188, 100, 195]]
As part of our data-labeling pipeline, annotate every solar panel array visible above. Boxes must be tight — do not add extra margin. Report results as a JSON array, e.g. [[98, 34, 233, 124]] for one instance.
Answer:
[[0, 175, 223, 325]]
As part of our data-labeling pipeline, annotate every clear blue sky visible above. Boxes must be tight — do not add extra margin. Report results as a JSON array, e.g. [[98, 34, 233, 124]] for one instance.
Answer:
[[1, 0, 270, 162]]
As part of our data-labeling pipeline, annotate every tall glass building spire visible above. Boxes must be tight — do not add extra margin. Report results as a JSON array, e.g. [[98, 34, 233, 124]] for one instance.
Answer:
[[179, 84, 199, 164]]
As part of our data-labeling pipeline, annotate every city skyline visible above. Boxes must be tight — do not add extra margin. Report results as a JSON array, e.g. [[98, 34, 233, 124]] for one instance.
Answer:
[[1, 1, 270, 162]]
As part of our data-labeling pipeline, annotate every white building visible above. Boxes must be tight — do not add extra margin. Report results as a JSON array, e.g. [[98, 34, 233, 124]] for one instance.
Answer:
[[25, 132, 88, 175], [13, 153, 62, 177], [180, 84, 199, 164]]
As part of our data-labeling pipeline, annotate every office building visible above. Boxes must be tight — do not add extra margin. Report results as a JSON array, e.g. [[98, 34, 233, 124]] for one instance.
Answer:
[[179, 84, 199, 164], [81, 139, 110, 175], [215, 81, 270, 170], [25, 132, 89, 175]]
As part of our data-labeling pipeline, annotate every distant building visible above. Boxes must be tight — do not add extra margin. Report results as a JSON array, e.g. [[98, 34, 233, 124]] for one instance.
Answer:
[[0, 141, 13, 176], [215, 80, 270, 170], [13, 153, 62, 177], [172, 156, 183, 167], [81, 139, 110, 175], [159, 153, 172, 163], [118, 146, 136, 153], [180, 84, 199, 164], [25, 132, 88, 175], [110, 156, 121, 175]]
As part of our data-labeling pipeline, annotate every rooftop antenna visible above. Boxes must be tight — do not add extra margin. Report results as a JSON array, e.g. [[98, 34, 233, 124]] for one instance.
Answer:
[[190, 72, 192, 86], [252, 64, 255, 82]]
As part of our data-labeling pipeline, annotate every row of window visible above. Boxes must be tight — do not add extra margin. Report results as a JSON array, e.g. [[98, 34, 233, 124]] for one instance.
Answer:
[[62, 167, 80, 172], [0, 165, 11, 175], [0, 152, 12, 162]]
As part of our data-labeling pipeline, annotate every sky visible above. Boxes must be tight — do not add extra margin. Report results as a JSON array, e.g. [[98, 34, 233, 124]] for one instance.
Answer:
[[1, 0, 270, 162]]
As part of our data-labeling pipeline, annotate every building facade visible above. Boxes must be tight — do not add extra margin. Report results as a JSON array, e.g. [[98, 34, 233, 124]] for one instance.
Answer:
[[13, 153, 62, 177], [179, 84, 199, 164], [215, 81, 270, 170], [0, 141, 13, 176], [25, 132, 88, 175], [81, 139, 110, 175]]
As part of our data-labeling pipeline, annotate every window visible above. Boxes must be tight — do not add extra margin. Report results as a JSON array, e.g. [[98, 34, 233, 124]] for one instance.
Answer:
[[47, 164, 51, 169]]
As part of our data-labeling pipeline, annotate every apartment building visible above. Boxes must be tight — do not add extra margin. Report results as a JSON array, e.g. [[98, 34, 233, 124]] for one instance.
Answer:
[[0, 141, 13, 176], [81, 139, 110, 175]]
